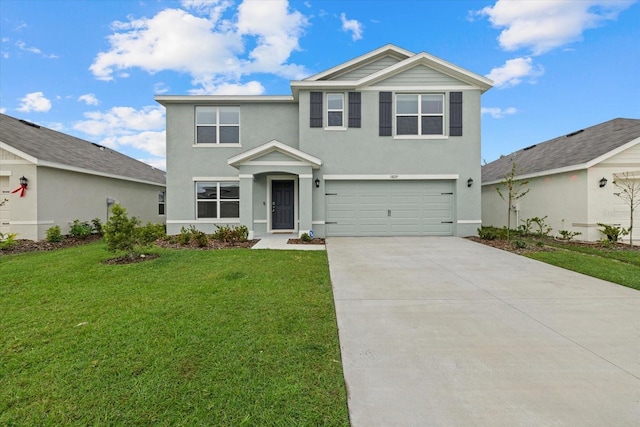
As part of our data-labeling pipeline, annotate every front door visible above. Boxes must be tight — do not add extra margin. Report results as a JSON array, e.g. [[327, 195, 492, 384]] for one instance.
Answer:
[[272, 180, 294, 230]]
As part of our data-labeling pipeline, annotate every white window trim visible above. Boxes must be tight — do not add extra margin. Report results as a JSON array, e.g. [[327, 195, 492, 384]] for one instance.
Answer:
[[195, 181, 240, 220], [195, 106, 240, 145], [325, 92, 346, 130], [394, 93, 445, 138]]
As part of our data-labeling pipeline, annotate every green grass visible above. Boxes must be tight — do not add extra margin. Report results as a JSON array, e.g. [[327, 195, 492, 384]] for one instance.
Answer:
[[0, 242, 349, 426], [525, 243, 640, 291]]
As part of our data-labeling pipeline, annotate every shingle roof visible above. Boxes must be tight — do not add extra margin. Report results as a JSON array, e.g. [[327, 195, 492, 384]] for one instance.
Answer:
[[482, 118, 640, 183], [0, 113, 165, 185]]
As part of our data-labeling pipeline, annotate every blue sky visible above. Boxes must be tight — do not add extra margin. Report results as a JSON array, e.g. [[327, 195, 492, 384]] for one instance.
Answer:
[[1, 0, 639, 170]]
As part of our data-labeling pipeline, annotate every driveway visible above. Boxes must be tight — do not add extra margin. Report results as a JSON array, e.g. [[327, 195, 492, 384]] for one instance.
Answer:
[[326, 237, 640, 426]]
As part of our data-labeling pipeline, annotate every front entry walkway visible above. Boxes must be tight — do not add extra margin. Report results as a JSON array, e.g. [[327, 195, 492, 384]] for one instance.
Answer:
[[326, 237, 640, 426]]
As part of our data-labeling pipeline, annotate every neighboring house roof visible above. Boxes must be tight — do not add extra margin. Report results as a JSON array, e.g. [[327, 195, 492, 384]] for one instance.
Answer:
[[482, 118, 640, 184], [0, 113, 165, 186]]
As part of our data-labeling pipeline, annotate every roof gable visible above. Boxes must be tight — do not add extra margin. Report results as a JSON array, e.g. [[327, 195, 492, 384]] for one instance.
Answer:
[[0, 113, 165, 186], [482, 118, 640, 183], [228, 140, 322, 169]]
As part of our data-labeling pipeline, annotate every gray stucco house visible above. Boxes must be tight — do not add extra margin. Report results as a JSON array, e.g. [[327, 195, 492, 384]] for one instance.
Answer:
[[156, 44, 493, 238], [0, 113, 166, 241], [482, 118, 640, 243]]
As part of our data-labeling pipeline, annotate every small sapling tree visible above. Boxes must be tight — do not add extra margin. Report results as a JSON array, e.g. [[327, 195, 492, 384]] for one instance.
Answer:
[[496, 162, 530, 241], [613, 172, 640, 246]]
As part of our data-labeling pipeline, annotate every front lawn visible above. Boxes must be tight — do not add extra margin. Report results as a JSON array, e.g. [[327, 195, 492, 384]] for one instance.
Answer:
[[0, 242, 349, 426]]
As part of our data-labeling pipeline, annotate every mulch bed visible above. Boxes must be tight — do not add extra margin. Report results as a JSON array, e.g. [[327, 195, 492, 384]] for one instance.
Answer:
[[0, 234, 102, 255], [466, 235, 639, 255], [154, 239, 259, 250], [287, 238, 326, 245]]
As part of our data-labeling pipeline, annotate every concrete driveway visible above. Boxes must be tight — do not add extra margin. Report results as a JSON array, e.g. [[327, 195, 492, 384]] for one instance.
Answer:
[[326, 237, 640, 426]]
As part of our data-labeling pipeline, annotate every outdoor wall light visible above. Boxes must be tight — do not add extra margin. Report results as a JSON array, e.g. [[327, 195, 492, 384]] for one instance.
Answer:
[[19, 176, 28, 188], [467, 178, 474, 188], [599, 177, 607, 188], [315, 178, 320, 188]]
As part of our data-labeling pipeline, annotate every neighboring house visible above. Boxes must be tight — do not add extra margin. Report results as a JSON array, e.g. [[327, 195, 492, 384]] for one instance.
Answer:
[[0, 113, 166, 241], [482, 118, 640, 243], [157, 44, 493, 238]]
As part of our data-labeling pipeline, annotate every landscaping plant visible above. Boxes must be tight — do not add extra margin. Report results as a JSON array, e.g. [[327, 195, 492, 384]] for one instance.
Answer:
[[69, 219, 93, 239], [597, 223, 629, 243], [496, 162, 529, 241], [612, 172, 640, 246], [45, 225, 63, 243]]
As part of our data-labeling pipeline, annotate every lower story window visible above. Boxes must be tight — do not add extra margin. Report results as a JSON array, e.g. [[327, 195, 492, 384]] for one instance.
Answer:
[[158, 191, 165, 215], [196, 181, 240, 219]]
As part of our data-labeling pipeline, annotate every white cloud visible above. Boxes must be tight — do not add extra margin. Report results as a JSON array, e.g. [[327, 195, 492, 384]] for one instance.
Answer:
[[478, 0, 635, 54], [340, 13, 364, 41], [73, 105, 166, 164], [90, 0, 308, 94], [485, 57, 544, 88], [17, 91, 52, 112], [16, 40, 58, 58], [138, 157, 167, 171], [188, 80, 264, 95], [78, 93, 99, 106], [482, 107, 518, 118], [0, 107, 7, 114]]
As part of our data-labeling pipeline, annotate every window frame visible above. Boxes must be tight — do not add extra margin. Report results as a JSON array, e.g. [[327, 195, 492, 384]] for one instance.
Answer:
[[158, 191, 165, 216], [195, 181, 240, 220], [394, 93, 446, 138], [326, 92, 346, 129], [195, 106, 240, 145]]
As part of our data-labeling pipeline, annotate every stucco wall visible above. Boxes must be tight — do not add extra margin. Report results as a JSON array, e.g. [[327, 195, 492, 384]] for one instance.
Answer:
[[164, 102, 299, 234], [482, 170, 589, 239]]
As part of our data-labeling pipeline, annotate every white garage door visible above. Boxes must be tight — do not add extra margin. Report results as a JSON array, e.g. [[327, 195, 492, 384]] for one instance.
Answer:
[[325, 180, 454, 236]]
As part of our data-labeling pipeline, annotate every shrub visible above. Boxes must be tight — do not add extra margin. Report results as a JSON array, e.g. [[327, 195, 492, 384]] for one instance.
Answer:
[[597, 223, 629, 243], [69, 219, 93, 239], [177, 226, 208, 247], [530, 216, 552, 237], [300, 232, 312, 242], [558, 230, 582, 241], [91, 218, 103, 236], [45, 226, 63, 243], [103, 204, 140, 253], [518, 218, 534, 236], [0, 231, 18, 250], [137, 222, 166, 246], [478, 226, 510, 240], [512, 239, 527, 249], [212, 225, 248, 243]]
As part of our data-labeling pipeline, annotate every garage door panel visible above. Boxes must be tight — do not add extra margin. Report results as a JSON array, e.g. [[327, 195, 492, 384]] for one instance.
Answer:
[[326, 180, 454, 236]]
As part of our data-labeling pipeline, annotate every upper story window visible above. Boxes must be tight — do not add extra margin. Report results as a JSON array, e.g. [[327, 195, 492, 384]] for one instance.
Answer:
[[395, 94, 444, 136], [196, 181, 240, 219], [327, 93, 344, 127], [195, 106, 240, 144]]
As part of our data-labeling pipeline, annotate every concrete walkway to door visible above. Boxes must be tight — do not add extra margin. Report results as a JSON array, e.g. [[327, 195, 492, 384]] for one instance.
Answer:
[[326, 237, 640, 426]]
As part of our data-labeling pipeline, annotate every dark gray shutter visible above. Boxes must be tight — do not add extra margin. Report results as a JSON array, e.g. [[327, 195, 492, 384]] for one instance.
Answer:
[[379, 92, 392, 136], [310, 92, 323, 128], [348, 92, 361, 128], [449, 92, 463, 137]]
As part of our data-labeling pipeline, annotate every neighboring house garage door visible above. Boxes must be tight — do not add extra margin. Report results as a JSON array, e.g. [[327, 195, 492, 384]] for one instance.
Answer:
[[325, 180, 454, 236]]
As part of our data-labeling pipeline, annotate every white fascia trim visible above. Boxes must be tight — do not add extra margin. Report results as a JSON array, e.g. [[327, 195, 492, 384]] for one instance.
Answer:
[[244, 161, 312, 167], [37, 160, 165, 187], [192, 176, 239, 181], [0, 141, 37, 164], [481, 164, 588, 186], [356, 53, 493, 92], [323, 174, 459, 180], [300, 44, 415, 81], [228, 140, 322, 168], [457, 220, 482, 224], [586, 136, 640, 167], [155, 95, 294, 105], [290, 81, 357, 90]]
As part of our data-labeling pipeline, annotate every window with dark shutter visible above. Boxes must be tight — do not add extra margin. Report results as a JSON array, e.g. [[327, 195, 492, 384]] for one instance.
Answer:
[[379, 92, 392, 136], [449, 92, 463, 137], [348, 92, 361, 128], [310, 92, 323, 128]]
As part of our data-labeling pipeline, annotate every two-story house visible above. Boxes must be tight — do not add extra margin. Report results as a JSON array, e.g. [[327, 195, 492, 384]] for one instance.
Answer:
[[156, 45, 492, 239]]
